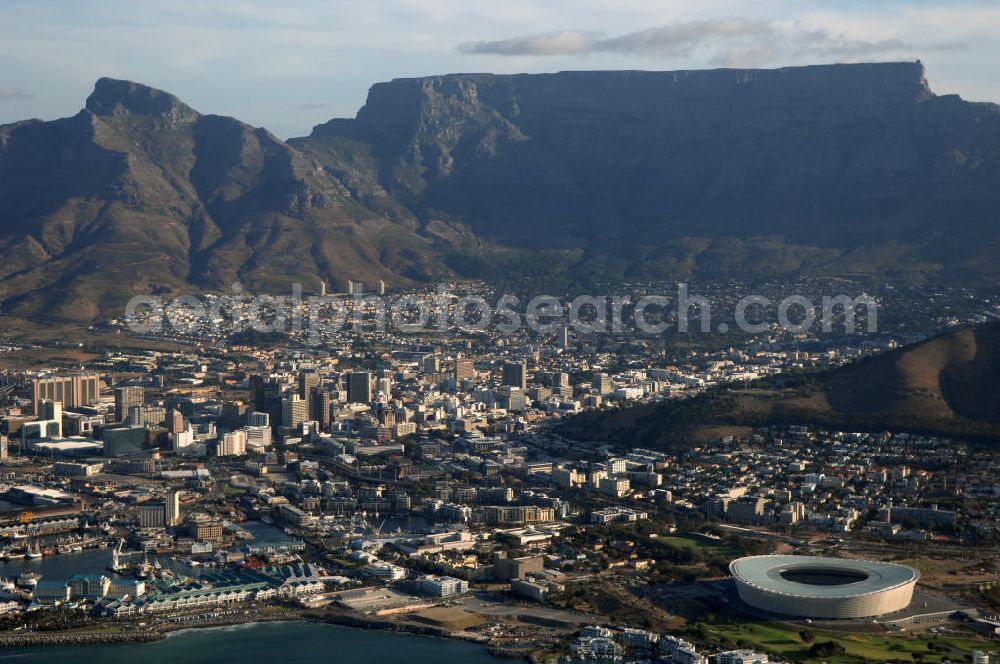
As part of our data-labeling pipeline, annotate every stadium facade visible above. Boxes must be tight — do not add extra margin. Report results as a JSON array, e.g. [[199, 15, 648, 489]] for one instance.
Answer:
[[730, 555, 919, 619]]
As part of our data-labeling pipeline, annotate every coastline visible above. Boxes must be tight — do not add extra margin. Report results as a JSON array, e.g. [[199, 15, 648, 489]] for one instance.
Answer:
[[0, 609, 521, 659]]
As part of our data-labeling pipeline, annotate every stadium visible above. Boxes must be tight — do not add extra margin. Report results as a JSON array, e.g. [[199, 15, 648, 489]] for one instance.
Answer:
[[729, 555, 920, 619]]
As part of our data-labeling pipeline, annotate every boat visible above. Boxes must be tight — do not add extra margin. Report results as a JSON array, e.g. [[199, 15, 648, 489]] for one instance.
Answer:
[[15, 572, 40, 588], [25, 551, 42, 559]]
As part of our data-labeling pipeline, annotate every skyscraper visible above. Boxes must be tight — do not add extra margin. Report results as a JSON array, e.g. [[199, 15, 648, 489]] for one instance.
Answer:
[[32, 373, 100, 414], [114, 386, 144, 422], [167, 409, 185, 433], [592, 372, 612, 395], [502, 362, 527, 390], [311, 387, 331, 431], [38, 399, 62, 422], [558, 325, 570, 349], [298, 371, 320, 425], [454, 358, 475, 382], [348, 371, 373, 404], [251, 375, 284, 430], [282, 393, 309, 429], [247, 411, 270, 428], [165, 489, 181, 526]]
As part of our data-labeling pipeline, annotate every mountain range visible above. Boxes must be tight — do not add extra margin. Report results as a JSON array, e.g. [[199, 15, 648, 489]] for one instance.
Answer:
[[1, 62, 999, 320]]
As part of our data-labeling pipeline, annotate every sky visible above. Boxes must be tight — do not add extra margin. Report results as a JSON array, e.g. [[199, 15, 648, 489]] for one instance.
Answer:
[[1, 0, 998, 138]]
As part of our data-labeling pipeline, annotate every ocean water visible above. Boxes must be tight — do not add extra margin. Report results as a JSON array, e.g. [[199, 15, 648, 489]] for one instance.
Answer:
[[0, 621, 502, 664]]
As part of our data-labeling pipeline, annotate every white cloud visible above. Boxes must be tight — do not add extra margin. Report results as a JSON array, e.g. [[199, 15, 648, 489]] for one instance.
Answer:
[[456, 17, 965, 64]]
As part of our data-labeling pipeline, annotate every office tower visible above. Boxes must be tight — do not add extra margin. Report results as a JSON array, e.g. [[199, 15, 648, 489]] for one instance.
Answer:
[[165, 489, 181, 526], [246, 425, 272, 450], [311, 387, 331, 430], [114, 386, 144, 422], [167, 409, 185, 433], [502, 362, 527, 389], [376, 279, 386, 296], [251, 375, 284, 429], [592, 372, 612, 395], [127, 405, 166, 428], [558, 325, 570, 349], [282, 394, 309, 429], [222, 401, 247, 429], [348, 371, 373, 404], [217, 429, 247, 456], [376, 376, 392, 399], [454, 358, 475, 382], [298, 371, 320, 400], [103, 426, 146, 457], [422, 355, 440, 374], [32, 373, 100, 413], [549, 372, 569, 388], [247, 411, 270, 428], [39, 399, 62, 422]]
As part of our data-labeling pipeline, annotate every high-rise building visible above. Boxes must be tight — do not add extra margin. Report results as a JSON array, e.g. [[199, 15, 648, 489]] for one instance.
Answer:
[[558, 325, 570, 349], [221, 401, 247, 429], [127, 405, 166, 428], [251, 375, 284, 430], [167, 409, 185, 433], [282, 394, 309, 429], [592, 372, 612, 395], [348, 371, 373, 404], [245, 425, 272, 450], [38, 399, 62, 422], [311, 387, 331, 430], [502, 362, 527, 389], [103, 426, 146, 457], [114, 386, 144, 422], [454, 358, 475, 382], [165, 489, 181, 526], [32, 373, 100, 414], [549, 371, 570, 388], [247, 411, 270, 428], [298, 371, 320, 400], [217, 429, 247, 456]]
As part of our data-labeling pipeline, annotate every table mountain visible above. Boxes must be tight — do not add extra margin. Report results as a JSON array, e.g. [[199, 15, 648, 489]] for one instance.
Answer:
[[3, 62, 1000, 321], [295, 61, 1000, 281]]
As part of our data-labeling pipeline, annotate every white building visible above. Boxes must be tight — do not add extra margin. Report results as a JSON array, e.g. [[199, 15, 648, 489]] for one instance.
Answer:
[[415, 574, 468, 597]]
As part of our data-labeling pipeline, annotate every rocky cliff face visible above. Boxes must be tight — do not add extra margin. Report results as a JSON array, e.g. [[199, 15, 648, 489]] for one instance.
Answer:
[[297, 62, 1000, 253], [0, 78, 441, 319], [2, 64, 1000, 321]]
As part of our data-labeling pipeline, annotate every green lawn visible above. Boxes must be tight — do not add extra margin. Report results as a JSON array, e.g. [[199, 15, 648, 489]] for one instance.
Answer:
[[661, 535, 739, 556], [700, 617, 1000, 663]]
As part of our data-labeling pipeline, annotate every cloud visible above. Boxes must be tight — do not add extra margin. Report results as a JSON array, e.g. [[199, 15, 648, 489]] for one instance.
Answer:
[[296, 102, 330, 111], [458, 30, 598, 56], [457, 18, 966, 66], [0, 86, 34, 101], [591, 18, 775, 57], [790, 29, 966, 60]]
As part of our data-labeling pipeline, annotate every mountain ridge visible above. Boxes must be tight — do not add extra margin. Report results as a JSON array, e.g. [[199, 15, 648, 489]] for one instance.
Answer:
[[2, 62, 1000, 321]]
